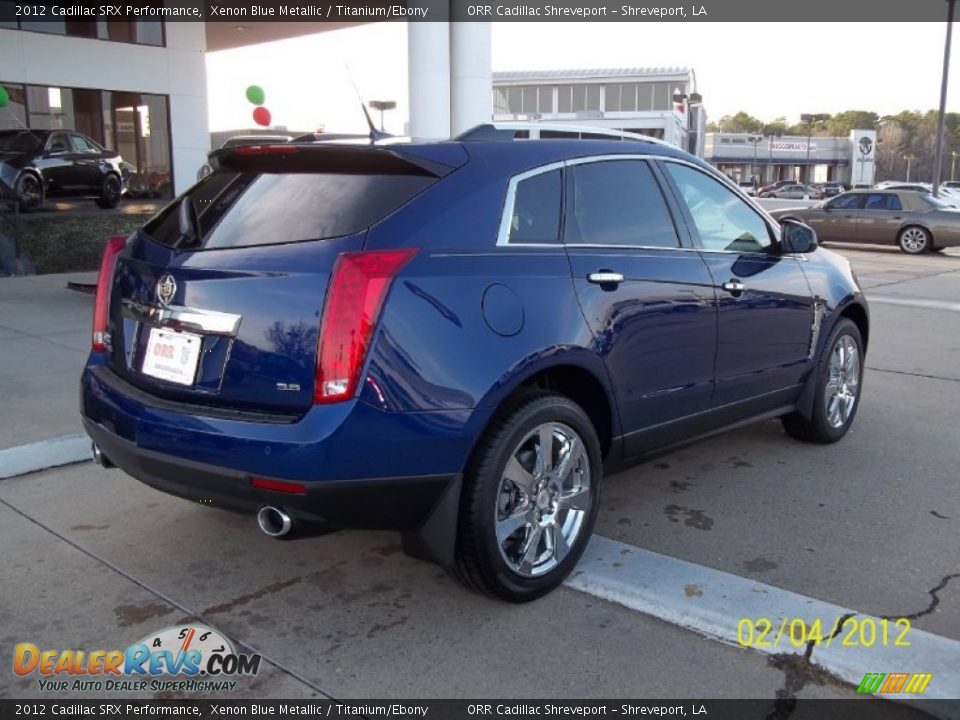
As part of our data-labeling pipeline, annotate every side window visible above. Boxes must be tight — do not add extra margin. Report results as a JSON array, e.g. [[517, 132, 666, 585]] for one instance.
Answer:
[[665, 162, 773, 253], [70, 134, 101, 154], [864, 193, 901, 211], [827, 194, 864, 210], [507, 169, 562, 244], [566, 160, 680, 248], [47, 132, 70, 153]]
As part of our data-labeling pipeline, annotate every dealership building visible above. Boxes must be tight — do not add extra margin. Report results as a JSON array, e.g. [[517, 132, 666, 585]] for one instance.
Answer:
[[492, 67, 707, 156], [704, 130, 878, 187], [0, 20, 496, 197]]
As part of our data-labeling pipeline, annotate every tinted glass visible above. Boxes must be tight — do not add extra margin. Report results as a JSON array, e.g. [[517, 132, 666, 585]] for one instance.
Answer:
[[143, 171, 435, 250], [567, 160, 680, 248], [665, 162, 772, 253], [864, 193, 901, 211], [71, 134, 101, 153], [0, 130, 42, 153], [828, 194, 864, 210], [508, 169, 562, 244]]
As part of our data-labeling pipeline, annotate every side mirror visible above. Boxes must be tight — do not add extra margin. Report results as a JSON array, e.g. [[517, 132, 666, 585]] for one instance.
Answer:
[[781, 219, 818, 254]]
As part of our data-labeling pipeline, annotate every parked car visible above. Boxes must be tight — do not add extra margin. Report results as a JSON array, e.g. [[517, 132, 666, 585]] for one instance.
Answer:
[[943, 180, 960, 190], [757, 179, 797, 196], [769, 189, 960, 254], [82, 124, 869, 601], [874, 182, 960, 207], [737, 180, 757, 196], [820, 182, 844, 197], [760, 183, 822, 199], [0, 129, 126, 211], [196, 135, 294, 181]]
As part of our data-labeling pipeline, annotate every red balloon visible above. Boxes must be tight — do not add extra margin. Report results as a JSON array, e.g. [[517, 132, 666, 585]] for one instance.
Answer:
[[252, 106, 271, 127]]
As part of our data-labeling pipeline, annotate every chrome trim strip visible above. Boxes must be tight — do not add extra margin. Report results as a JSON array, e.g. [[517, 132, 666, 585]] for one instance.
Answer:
[[123, 300, 242, 336]]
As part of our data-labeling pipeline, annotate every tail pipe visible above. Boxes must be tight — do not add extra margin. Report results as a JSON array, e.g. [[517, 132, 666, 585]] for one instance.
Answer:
[[257, 505, 293, 538], [91, 443, 115, 469]]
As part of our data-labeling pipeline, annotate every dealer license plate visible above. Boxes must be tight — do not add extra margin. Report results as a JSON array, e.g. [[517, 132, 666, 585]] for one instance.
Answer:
[[141, 327, 202, 386]]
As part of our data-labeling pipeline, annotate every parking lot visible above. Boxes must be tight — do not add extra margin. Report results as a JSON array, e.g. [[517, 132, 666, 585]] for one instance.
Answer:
[[1, 243, 958, 711]]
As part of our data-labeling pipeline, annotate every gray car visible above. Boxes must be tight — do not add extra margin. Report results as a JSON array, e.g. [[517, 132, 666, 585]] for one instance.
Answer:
[[759, 183, 822, 199], [770, 189, 960, 254]]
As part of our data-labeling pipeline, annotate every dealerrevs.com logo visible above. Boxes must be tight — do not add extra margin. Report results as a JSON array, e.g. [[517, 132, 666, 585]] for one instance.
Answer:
[[13, 625, 261, 693]]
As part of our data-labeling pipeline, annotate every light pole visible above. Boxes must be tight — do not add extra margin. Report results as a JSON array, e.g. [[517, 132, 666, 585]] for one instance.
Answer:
[[952, 150, 958, 181], [904, 154, 915, 182], [932, 0, 956, 196], [369, 100, 396, 132], [748, 134, 762, 184], [800, 113, 827, 183]]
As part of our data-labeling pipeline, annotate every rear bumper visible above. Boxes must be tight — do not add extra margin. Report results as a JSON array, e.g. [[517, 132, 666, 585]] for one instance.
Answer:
[[81, 361, 474, 565], [84, 418, 456, 531]]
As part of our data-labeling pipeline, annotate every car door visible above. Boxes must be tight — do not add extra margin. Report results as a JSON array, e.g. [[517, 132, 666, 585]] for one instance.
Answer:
[[35, 132, 75, 194], [560, 157, 717, 454], [807, 192, 864, 241], [660, 160, 815, 409], [68, 133, 106, 192], [856, 192, 905, 244]]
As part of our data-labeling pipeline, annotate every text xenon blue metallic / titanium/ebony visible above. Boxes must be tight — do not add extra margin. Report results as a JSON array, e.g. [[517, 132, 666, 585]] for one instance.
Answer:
[[81, 125, 869, 601]]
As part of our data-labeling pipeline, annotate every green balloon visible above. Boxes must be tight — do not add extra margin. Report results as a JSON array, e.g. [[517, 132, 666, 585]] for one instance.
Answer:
[[245, 85, 265, 106], [0, 86, 8, 108]]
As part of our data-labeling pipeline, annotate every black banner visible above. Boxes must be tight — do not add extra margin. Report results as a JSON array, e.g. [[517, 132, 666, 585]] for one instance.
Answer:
[[0, 699, 957, 720], [0, 0, 956, 23]]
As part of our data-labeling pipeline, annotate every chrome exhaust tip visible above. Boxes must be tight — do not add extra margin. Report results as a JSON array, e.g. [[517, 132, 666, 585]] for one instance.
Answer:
[[257, 505, 293, 538], [91, 443, 114, 468]]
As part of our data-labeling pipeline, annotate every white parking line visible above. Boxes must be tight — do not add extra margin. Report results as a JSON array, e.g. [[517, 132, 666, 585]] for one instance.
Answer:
[[868, 295, 960, 313], [566, 536, 960, 711], [0, 434, 91, 479]]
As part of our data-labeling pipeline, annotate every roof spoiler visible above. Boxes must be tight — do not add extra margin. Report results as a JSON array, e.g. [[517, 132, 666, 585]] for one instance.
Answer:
[[210, 142, 464, 178]]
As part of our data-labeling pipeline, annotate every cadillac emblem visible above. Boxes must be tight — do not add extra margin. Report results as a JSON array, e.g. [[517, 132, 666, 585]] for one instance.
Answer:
[[156, 275, 177, 306]]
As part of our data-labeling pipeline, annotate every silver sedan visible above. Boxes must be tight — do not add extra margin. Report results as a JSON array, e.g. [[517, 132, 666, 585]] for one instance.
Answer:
[[769, 189, 960, 254]]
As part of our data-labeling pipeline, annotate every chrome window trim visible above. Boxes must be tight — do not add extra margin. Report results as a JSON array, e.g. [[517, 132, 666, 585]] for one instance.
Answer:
[[495, 153, 783, 251]]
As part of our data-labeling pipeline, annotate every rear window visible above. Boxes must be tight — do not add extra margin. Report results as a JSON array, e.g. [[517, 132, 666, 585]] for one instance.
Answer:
[[143, 170, 436, 249]]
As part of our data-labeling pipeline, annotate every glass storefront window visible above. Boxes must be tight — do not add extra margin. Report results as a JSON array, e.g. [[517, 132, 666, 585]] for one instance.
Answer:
[[0, 80, 172, 198], [0, 83, 27, 130], [10, 19, 162, 46]]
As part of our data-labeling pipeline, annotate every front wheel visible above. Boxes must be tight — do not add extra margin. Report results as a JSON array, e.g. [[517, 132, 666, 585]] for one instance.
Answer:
[[15, 173, 42, 212], [782, 318, 864, 444], [451, 392, 602, 602], [96, 173, 122, 209], [898, 226, 931, 254]]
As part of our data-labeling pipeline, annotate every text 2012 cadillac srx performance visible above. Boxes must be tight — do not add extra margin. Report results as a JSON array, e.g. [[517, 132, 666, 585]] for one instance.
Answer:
[[81, 124, 869, 601]]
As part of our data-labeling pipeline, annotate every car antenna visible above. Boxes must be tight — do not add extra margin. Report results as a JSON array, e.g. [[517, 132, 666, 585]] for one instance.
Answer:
[[344, 63, 391, 144]]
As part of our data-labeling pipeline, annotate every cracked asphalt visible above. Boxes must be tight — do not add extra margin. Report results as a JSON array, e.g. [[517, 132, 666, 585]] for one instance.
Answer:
[[0, 243, 957, 712]]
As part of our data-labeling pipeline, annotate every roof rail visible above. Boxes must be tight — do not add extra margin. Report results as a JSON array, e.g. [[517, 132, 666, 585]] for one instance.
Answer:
[[455, 122, 673, 147]]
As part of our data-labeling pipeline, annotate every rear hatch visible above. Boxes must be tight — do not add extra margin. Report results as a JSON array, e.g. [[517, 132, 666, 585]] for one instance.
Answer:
[[107, 143, 461, 416]]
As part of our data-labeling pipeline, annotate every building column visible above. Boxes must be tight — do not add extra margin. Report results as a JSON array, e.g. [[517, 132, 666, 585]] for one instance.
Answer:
[[450, 22, 491, 137], [407, 22, 450, 139]]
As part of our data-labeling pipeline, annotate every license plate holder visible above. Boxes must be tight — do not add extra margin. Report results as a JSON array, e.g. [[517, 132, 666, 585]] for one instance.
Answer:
[[141, 327, 202, 386]]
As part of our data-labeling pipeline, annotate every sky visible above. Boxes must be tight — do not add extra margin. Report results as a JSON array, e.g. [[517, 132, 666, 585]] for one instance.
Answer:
[[205, 22, 960, 134]]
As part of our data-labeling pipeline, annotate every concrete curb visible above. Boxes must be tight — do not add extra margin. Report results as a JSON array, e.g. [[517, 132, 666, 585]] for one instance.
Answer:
[[567, 536, 960, 714], [0, 434, 91, 479]]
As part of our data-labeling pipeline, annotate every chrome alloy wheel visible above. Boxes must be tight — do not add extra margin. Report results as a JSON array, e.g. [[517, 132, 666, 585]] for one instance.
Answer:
[[825, 335, 860, 429], [900, 227, 928, 253], [495, 422, 591, 578]]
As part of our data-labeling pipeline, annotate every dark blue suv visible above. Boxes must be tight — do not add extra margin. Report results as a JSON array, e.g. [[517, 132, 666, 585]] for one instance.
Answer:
[[81, 125, 869, 601]]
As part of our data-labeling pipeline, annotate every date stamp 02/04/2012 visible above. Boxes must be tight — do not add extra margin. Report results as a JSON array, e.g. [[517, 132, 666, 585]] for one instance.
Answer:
[[736, 616, 912, 649]]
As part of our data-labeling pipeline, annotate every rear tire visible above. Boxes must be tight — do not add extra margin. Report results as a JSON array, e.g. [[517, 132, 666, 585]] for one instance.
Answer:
[[898, 226, 931, 254], [96, 173, 122, 209], [782, 318, 863, 444], [451, 391, 602, 602]]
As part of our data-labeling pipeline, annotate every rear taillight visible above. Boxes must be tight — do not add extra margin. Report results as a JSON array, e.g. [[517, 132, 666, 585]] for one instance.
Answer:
[[314, 249, 417, 404], [92, 235, 127, 352]]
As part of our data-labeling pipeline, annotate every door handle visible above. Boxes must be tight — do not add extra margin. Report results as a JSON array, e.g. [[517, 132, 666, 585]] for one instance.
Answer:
[[587, 271, 624, 286], [892, 216, 902, 220], [721, 279, 746, 296]]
